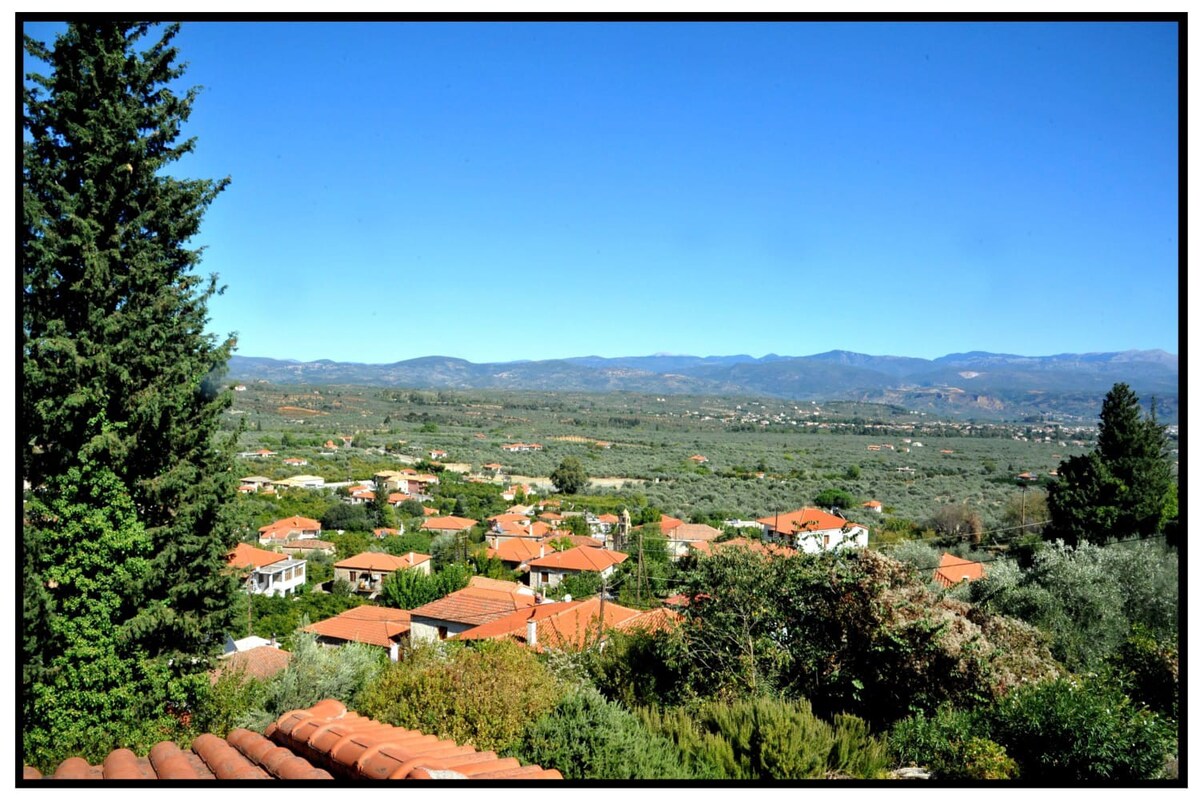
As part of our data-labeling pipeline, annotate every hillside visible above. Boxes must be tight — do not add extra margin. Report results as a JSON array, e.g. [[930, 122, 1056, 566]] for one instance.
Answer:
[[226, 349, 1179, 423]]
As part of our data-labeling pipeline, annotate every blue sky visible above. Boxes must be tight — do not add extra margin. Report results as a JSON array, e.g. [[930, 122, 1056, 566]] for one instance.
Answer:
[[24, 20, 1181, 364]]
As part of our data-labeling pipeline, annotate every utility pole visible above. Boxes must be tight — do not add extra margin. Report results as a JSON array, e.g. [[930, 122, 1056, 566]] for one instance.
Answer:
[[637, 532, 645, 604], [247, 576, 253, 637]]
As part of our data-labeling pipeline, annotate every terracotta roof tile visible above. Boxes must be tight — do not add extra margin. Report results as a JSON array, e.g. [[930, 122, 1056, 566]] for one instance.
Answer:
[[667, 523, 722, 543], [486, 538, 545, 564], [458, 597, 642, 651], [334, 552, 428, 572], [756, 507, 866, 535], [26, 702, 558, 780], [933, 552, 987, 587], [228, 543, 287, 570], [302, 606, 412, 648], [211, 645, 293, 684], [421, 515, 477, 531], [410, 585, 537, 627], [527, 546, 627, 572]]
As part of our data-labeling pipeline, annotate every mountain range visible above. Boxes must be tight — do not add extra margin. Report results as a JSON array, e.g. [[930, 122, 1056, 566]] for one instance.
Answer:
[[226, 349, 1179, 422]]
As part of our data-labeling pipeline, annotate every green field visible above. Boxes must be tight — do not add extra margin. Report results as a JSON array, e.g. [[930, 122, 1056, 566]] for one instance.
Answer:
[[221, 382, 1139, 535]]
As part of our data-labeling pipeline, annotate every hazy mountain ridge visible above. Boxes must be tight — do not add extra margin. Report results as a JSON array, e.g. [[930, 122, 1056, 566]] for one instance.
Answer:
[[227, 349, 1179, 422]]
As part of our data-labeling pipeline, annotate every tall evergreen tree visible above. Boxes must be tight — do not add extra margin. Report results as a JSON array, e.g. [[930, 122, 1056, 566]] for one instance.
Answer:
[[1048, 383, 1173, 546], [23, 22, 238, 755]]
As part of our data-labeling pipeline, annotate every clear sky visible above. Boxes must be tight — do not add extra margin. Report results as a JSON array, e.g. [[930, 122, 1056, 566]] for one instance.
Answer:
[[24, 20, 1181, 364]]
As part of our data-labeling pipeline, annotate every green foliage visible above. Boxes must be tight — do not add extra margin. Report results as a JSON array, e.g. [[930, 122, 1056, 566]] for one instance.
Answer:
[[399, 498, 425, 517], [562, 514, 590, 536], [235, 590, 364, 644], [812, 487, 857, 510], [359, 641, 560, 753], [550, 456, 589, 494], [889, 706, 1017, 780], [24, 21, 239, 684], [587, 627, 689, 709], [1049, 383, 1172, 546], [674, 547, 1060, 726], [988, 676, 1174, 781], [970, 539, 1177, 671], [193, 669, 271, 739], [514, 686, 692, 779], [236, 633, 384, 732], [640, 696, 889, 779], [549, 570, 603, 600], [320, 502, 373, 532], [22, 460, 198, 769], [1112, 625, 1178, 721], [889, 539, 942, 574], [378, 563, 470, 610]]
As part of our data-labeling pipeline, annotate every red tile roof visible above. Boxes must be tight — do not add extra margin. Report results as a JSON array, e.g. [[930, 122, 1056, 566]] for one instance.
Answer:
[[690, 537, 797, 558], [458, 597, 643, 651], [334, 552, 428, 572], [372, 527, 402, 538], [933, 553, 987, 587], [488, 512, 531, 524], [302, 606, 412, 648], [23, 700, 560, 780], [667, 523, 722, 543], [421, 515, 477, 532], [756, 507, 860, 535], [613, 606, 682, 635], [862, 500, 883, 509], [228, 543, 287, 570], [486, 538, 546, 564], [545, 534, 603, 549], [258, 516, 322, 539], [527, 546, 628, 573], [211, 645, 293, 684], [597, 513, 620, 524], [279, 539, 335, 552], [660, 514, 684, 533], [409, 582, 537, 627]]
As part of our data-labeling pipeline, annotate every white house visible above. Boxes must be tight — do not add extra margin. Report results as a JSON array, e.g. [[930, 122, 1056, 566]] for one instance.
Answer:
[[756, 508, 869, 554], [228, 543, 307, 597]]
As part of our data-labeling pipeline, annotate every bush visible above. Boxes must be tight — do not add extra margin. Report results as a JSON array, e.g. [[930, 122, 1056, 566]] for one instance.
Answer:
[[235, 633, 385, 732], [358, 640, 560, 754], [1112, 626, 1178, 720], [378, 563, 470, 610], [640, 696, 889, 779], [514, 686, 692, 779], [889, 706, 1016, 780], [988, 676, 1175, 781]]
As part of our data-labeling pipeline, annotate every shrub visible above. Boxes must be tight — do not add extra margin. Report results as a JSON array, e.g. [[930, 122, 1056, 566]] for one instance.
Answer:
[[514, 686, 692, 779], [235, 633, 385, 732], [988, 676, 1175, 781], [1112, 626, 1178, 720], [640, 695, 888, 779], [889, 706, 1016, 780], [358, 640, 560, 754]]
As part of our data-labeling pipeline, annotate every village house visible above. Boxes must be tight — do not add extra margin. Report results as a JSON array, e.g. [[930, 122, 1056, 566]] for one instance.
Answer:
[[333, 551, 432, 595], [663, 522, 723, 560], [211, 642, 291, 686], [302, 605, 413, 660], [485, 538, 550, 573], [526, 546, 628, 591], [756, 508, 869, 553], [501, 442, 542, 452], [271, 474, 326, 490], [933, 553, 987, 588], [238, 448, 276, 459], [278, 538, 336, 558], [409, 577, 538, 643], [428, 449, 448, 460], [238, 475, 273, 493], [862, 500, 884, 513], [282, 457, 308, 467], [228, 543, 307, 597], [258, 515, 322, 545], [421, 515, 478, 535], [458, 597, 645, 652]]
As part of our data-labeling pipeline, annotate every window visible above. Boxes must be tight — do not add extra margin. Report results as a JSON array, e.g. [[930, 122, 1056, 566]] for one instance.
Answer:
[[437, 626, 448, 641]]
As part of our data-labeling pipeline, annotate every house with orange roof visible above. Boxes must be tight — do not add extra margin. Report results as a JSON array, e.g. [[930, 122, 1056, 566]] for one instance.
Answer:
[[458, 597, 644, 652], [257, 515, 322, 545], [211, 644, 292, 685], [279, 539, 336, 557], [501, 442, 542, 452], [501, 484, 536, 501], [862, 500, 883, 513], [659, 514, 684, 535], [546, 534, 603, 550], [538, 511, 564, 526], [409, 577, 538, 643], [421, 515, 478, 534], [283, 457, 308, 467], [483, 463, 503, 472], [613, 606, 682, 636], [526, 546, 629, 591], [485, 538, 547, 571], [333, 551, 432, 595], [302, 606, 413, 658], [689, 537, 798, 558], [428, 449, 447, 460], [372, 527, 404, 539], [689, 454, 708, 464], [663, 522, 723, 560], [228, 543, 306, 597], [239, 475, 273, 492], [933, 553, 987, 588], [238, 448, 276, 459], [756, 507, 868, 554]]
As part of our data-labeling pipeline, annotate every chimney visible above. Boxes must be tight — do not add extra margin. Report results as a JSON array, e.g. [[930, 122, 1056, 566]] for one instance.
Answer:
[[408, 552, 414, 565], [389, 642, 400, 662], [540, 544, 545, 558], [526, 618, 537, 648]]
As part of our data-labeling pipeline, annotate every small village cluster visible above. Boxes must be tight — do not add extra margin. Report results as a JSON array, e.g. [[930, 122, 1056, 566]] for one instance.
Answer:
[[226, 462, 987, 668]]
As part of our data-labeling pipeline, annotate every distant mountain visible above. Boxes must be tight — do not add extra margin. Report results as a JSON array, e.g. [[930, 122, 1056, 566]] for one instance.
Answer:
[[227, 349, 1179, 423]]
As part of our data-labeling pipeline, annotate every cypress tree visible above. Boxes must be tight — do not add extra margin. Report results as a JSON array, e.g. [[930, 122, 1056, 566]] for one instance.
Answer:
[[1048, 383, 1173, 545], [23, 22, 238, 756]]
